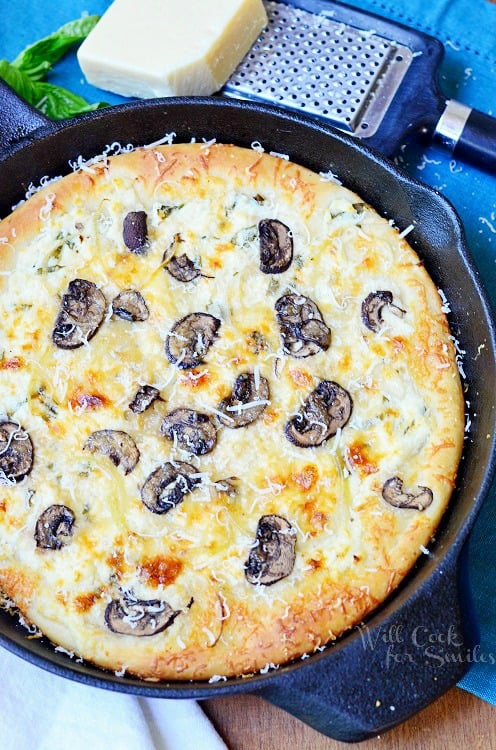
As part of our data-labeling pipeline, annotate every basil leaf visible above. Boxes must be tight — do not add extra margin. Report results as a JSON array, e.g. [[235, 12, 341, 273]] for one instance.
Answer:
[[1, 16, 107, 119], [0, 60, 107, 120], [0, 60, 39, 104], [32, 82, 108, 119], [12, 15, 100, 80]]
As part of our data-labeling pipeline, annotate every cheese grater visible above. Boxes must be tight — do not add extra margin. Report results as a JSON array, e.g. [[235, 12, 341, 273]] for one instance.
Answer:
[[222, 0, 496, 172]]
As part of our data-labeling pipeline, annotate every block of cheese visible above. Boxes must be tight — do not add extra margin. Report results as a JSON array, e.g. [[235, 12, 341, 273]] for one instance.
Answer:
[[77, 0, 268, 99]]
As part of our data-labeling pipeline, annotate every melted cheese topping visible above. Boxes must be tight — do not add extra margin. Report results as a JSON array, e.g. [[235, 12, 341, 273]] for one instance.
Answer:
[[0, 144, 464, 680]]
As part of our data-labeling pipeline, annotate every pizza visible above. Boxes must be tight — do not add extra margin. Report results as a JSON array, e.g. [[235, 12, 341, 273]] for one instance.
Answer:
[[0, 142, 464, 681]]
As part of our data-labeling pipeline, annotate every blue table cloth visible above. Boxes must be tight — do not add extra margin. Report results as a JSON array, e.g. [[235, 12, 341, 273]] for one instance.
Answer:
[[1, 0, 495, 706]]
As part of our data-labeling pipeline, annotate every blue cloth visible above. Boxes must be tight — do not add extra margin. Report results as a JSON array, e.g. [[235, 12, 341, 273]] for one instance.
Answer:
[[1, 0, 496, 704]]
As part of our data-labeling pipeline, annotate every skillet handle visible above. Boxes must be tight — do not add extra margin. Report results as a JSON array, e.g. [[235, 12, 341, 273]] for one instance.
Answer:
[[434, 99, 496, 173], [254, 556, 471, 742], [0, 78, 51, 155]]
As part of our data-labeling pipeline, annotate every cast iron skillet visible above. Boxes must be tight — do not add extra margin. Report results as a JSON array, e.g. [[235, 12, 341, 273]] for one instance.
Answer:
[[0, 80, 495, 742]]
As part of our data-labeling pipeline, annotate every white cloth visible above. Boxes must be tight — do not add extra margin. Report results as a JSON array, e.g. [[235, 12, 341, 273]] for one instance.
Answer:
[[0, 646, 227, 750]]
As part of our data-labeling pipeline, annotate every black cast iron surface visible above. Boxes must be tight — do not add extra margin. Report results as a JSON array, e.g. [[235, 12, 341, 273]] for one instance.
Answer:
[[0, 85, 495, 741]]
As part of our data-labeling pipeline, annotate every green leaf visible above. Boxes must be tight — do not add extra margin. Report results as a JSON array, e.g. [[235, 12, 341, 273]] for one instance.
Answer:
[[0, 60, 107, 120], [1, 16, 107, 119], [34, 82, 108, 119], [0, 60, 39, 104], [12, 15, 100, 79]]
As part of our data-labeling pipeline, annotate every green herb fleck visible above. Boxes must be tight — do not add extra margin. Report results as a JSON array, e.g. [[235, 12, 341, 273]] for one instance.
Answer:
[[32, 385, 58, 420], [246, 330, 268, 354], [231, 225, 258, 247], [36, 264, 64, 274], [55, 232, 76, 249], [268, 278, 280, 294], [157, 204, 184, 220], [13, 303, 33, 311]]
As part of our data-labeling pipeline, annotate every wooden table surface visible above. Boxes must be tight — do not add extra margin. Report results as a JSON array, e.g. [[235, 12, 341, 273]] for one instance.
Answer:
[[202, 687, 495, 749]]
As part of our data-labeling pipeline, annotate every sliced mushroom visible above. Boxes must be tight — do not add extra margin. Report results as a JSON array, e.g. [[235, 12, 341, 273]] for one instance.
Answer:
[[216, 372, 270, 428], [52, 279, 106, 349], [167, 253, 201, 282], [215, 477, 239, 497], [0, 421, 33, 480], [141, 461, 200, 514], [275, 293, 331, 358], [165, 313, 221, 369], [286, 380, 352, 448], [382, 476, 433, 510], [112, 289, 149, 321], [123, 210, 148, 254], [361, 291, 406, 332], [259, 219, 293, 274], [34, 504, 75, 550], [160, 408, 217, 455], [83, 430, 139, 475], [105, 593, 180, 636], [163, 235, 213, 281], [129, 385, 161, 414], [245, 515, 296, 585]]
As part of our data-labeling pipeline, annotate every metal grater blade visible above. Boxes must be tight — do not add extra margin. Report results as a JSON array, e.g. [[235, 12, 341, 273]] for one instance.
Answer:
[[222, 1, 413, 138]]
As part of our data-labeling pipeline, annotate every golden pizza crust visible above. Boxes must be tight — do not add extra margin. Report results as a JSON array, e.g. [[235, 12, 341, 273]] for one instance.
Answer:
[[0, 143, 464, 680]]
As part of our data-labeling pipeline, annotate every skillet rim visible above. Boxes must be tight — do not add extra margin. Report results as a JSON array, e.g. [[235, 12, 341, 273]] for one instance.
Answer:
[[0, 95, 494, 704]]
